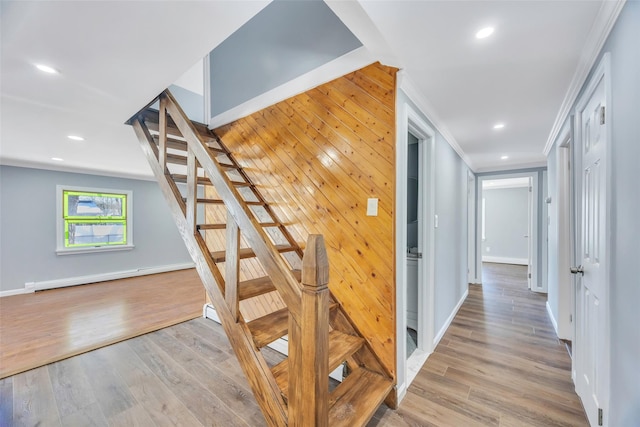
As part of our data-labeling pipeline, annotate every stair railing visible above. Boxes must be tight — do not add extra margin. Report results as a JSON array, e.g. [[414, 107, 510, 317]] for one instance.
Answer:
[[129, 89, 331, 426]]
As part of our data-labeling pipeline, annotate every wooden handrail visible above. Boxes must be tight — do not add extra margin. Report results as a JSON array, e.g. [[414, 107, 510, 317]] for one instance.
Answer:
[[159, 90, 303, 321], [288, 235, 330, 426]]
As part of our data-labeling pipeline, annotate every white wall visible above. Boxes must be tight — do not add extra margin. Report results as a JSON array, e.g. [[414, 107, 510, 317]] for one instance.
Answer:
[[482, 186, 529, 264], [0, 166, 193, 293]]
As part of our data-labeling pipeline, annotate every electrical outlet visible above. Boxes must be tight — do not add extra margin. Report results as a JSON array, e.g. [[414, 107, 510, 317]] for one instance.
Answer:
[[486, 247, 491, 252]]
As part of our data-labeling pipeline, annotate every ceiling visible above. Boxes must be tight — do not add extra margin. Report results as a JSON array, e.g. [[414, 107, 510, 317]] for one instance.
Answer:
[[1, 1, 612, 177]]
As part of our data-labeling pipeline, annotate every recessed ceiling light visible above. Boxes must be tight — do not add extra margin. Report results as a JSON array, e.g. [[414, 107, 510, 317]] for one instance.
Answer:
[[35, 64, 59, 74], [67, 135, 85, 141], [501, 155, 509, 160], [475, 27, 495, 39], [51, 157, 64, 161], [493, 123, 505, 129]]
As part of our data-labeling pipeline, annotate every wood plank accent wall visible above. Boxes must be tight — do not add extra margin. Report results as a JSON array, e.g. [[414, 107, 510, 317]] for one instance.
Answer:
[[214, 62, 398, 376]]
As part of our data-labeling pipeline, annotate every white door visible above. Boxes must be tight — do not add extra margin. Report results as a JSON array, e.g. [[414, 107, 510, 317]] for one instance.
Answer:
[[574, 70, 608, 427]]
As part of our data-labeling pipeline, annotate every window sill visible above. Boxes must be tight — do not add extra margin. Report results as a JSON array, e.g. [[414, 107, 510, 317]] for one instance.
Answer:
[[56, 244, 135, 256]]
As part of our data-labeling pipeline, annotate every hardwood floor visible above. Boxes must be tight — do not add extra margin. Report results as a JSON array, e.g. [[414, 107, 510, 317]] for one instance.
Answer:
[[0, 263, 587, 426], [0, 269, 205, 379], [371, 263, 588, 426], [0, 317, 284, 427]]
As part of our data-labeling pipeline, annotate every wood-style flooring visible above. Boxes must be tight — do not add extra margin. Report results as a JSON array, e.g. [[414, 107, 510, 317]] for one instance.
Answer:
[[0, 263, 587, 426], [0, 269, 205, 379], [371, 263, 588, 426]]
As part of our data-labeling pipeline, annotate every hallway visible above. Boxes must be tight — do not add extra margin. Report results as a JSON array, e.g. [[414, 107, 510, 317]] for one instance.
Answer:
[[371, 263, 588, 426]]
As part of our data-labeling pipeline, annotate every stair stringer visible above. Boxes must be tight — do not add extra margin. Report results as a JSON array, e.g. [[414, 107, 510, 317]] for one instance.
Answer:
[[131, 117, 288, 427]]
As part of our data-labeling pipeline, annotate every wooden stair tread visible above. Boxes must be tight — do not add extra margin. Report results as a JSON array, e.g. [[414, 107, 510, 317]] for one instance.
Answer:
[[210, 244, 295, 263], [271, 330, 364, 396], [328, 368, 394, 427], [152, 135, 188, 151], [218, 162, 237, 170], [172, 174, 211, 185], [140, 108, 209, 136], [182, 197, 223, 205], [238, 270, 301, 301], [196, 223, 226, 230], [247, 308, 290, 349], [166, 153, 188, 165]]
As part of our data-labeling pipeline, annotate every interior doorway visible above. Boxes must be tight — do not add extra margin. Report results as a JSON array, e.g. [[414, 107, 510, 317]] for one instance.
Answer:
[[395, 101, 435, 399], [477, 171, 545, 293], [555, 132, 575, 343], [406, 131, 420, 359]]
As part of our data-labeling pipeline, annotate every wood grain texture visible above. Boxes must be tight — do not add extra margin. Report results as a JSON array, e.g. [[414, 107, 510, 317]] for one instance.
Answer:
[[0, 269, 205, 379], [1, 264, 587, 426], [287, 235, 330, 426], [133, 112, 289, 426], [370, 263, 588, 426], [215, 62, 398, 376]]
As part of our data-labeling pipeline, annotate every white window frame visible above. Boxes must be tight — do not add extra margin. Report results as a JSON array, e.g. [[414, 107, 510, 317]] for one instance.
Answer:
[[56, 185, 134, 255]]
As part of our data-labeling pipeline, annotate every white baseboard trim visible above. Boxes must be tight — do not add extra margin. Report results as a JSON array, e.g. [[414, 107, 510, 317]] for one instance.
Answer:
[[0, 262, 196, 297], [546, 301, 559, 336], [482, 256, 528, 265], [208, 46, 375, 129], [203, 303, 343, 382], [0, 288, 31, 298], [433, 288, 469, 348]]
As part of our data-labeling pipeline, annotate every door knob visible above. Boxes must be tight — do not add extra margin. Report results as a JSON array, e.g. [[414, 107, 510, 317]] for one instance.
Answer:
[[570, 265, 584, 276]]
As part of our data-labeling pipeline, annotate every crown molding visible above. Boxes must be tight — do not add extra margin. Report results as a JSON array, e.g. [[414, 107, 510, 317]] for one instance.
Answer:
[[543, 0, 626, 155]]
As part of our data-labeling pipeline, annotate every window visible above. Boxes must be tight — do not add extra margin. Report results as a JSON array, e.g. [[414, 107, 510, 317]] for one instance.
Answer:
[[56, 186, 133, 254]]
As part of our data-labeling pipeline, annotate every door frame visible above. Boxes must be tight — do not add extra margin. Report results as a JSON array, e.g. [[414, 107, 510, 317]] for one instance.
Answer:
[[467, 171, 478, 284], [395, 99, 436, 401], [572, 52, 611, 425], [476, 171, 543, 292], [555, 123, 575, 341]]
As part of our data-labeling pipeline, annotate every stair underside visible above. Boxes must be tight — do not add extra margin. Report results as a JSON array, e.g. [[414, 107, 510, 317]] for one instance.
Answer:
[[271, 329, 364, 398]]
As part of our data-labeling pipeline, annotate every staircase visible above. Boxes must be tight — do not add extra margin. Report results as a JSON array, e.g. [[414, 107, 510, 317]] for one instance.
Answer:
[[127, 90, 394, 426]]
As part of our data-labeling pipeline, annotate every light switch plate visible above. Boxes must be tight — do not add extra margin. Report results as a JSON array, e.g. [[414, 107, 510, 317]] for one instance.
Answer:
[[366, 198, 378, 216], [434, 214, 439, 228]]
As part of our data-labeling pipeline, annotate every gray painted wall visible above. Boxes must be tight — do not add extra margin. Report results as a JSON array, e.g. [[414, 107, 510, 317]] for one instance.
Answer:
[[547, 3, 640, 423], [433, 134, 470, 331], [398, 90, 470, 336], [482, 187, 529, 262], [477, 168, 547, 287], [208, 0, 362, 116], [0, 166, 192, 292], [169, 84, 204, 124]]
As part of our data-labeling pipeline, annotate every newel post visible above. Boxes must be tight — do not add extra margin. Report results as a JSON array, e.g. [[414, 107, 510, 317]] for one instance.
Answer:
[[288, 235, 330, 426]]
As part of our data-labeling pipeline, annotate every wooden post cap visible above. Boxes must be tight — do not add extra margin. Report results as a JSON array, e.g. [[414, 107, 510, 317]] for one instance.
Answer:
[[302, 234, 329, 288]]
